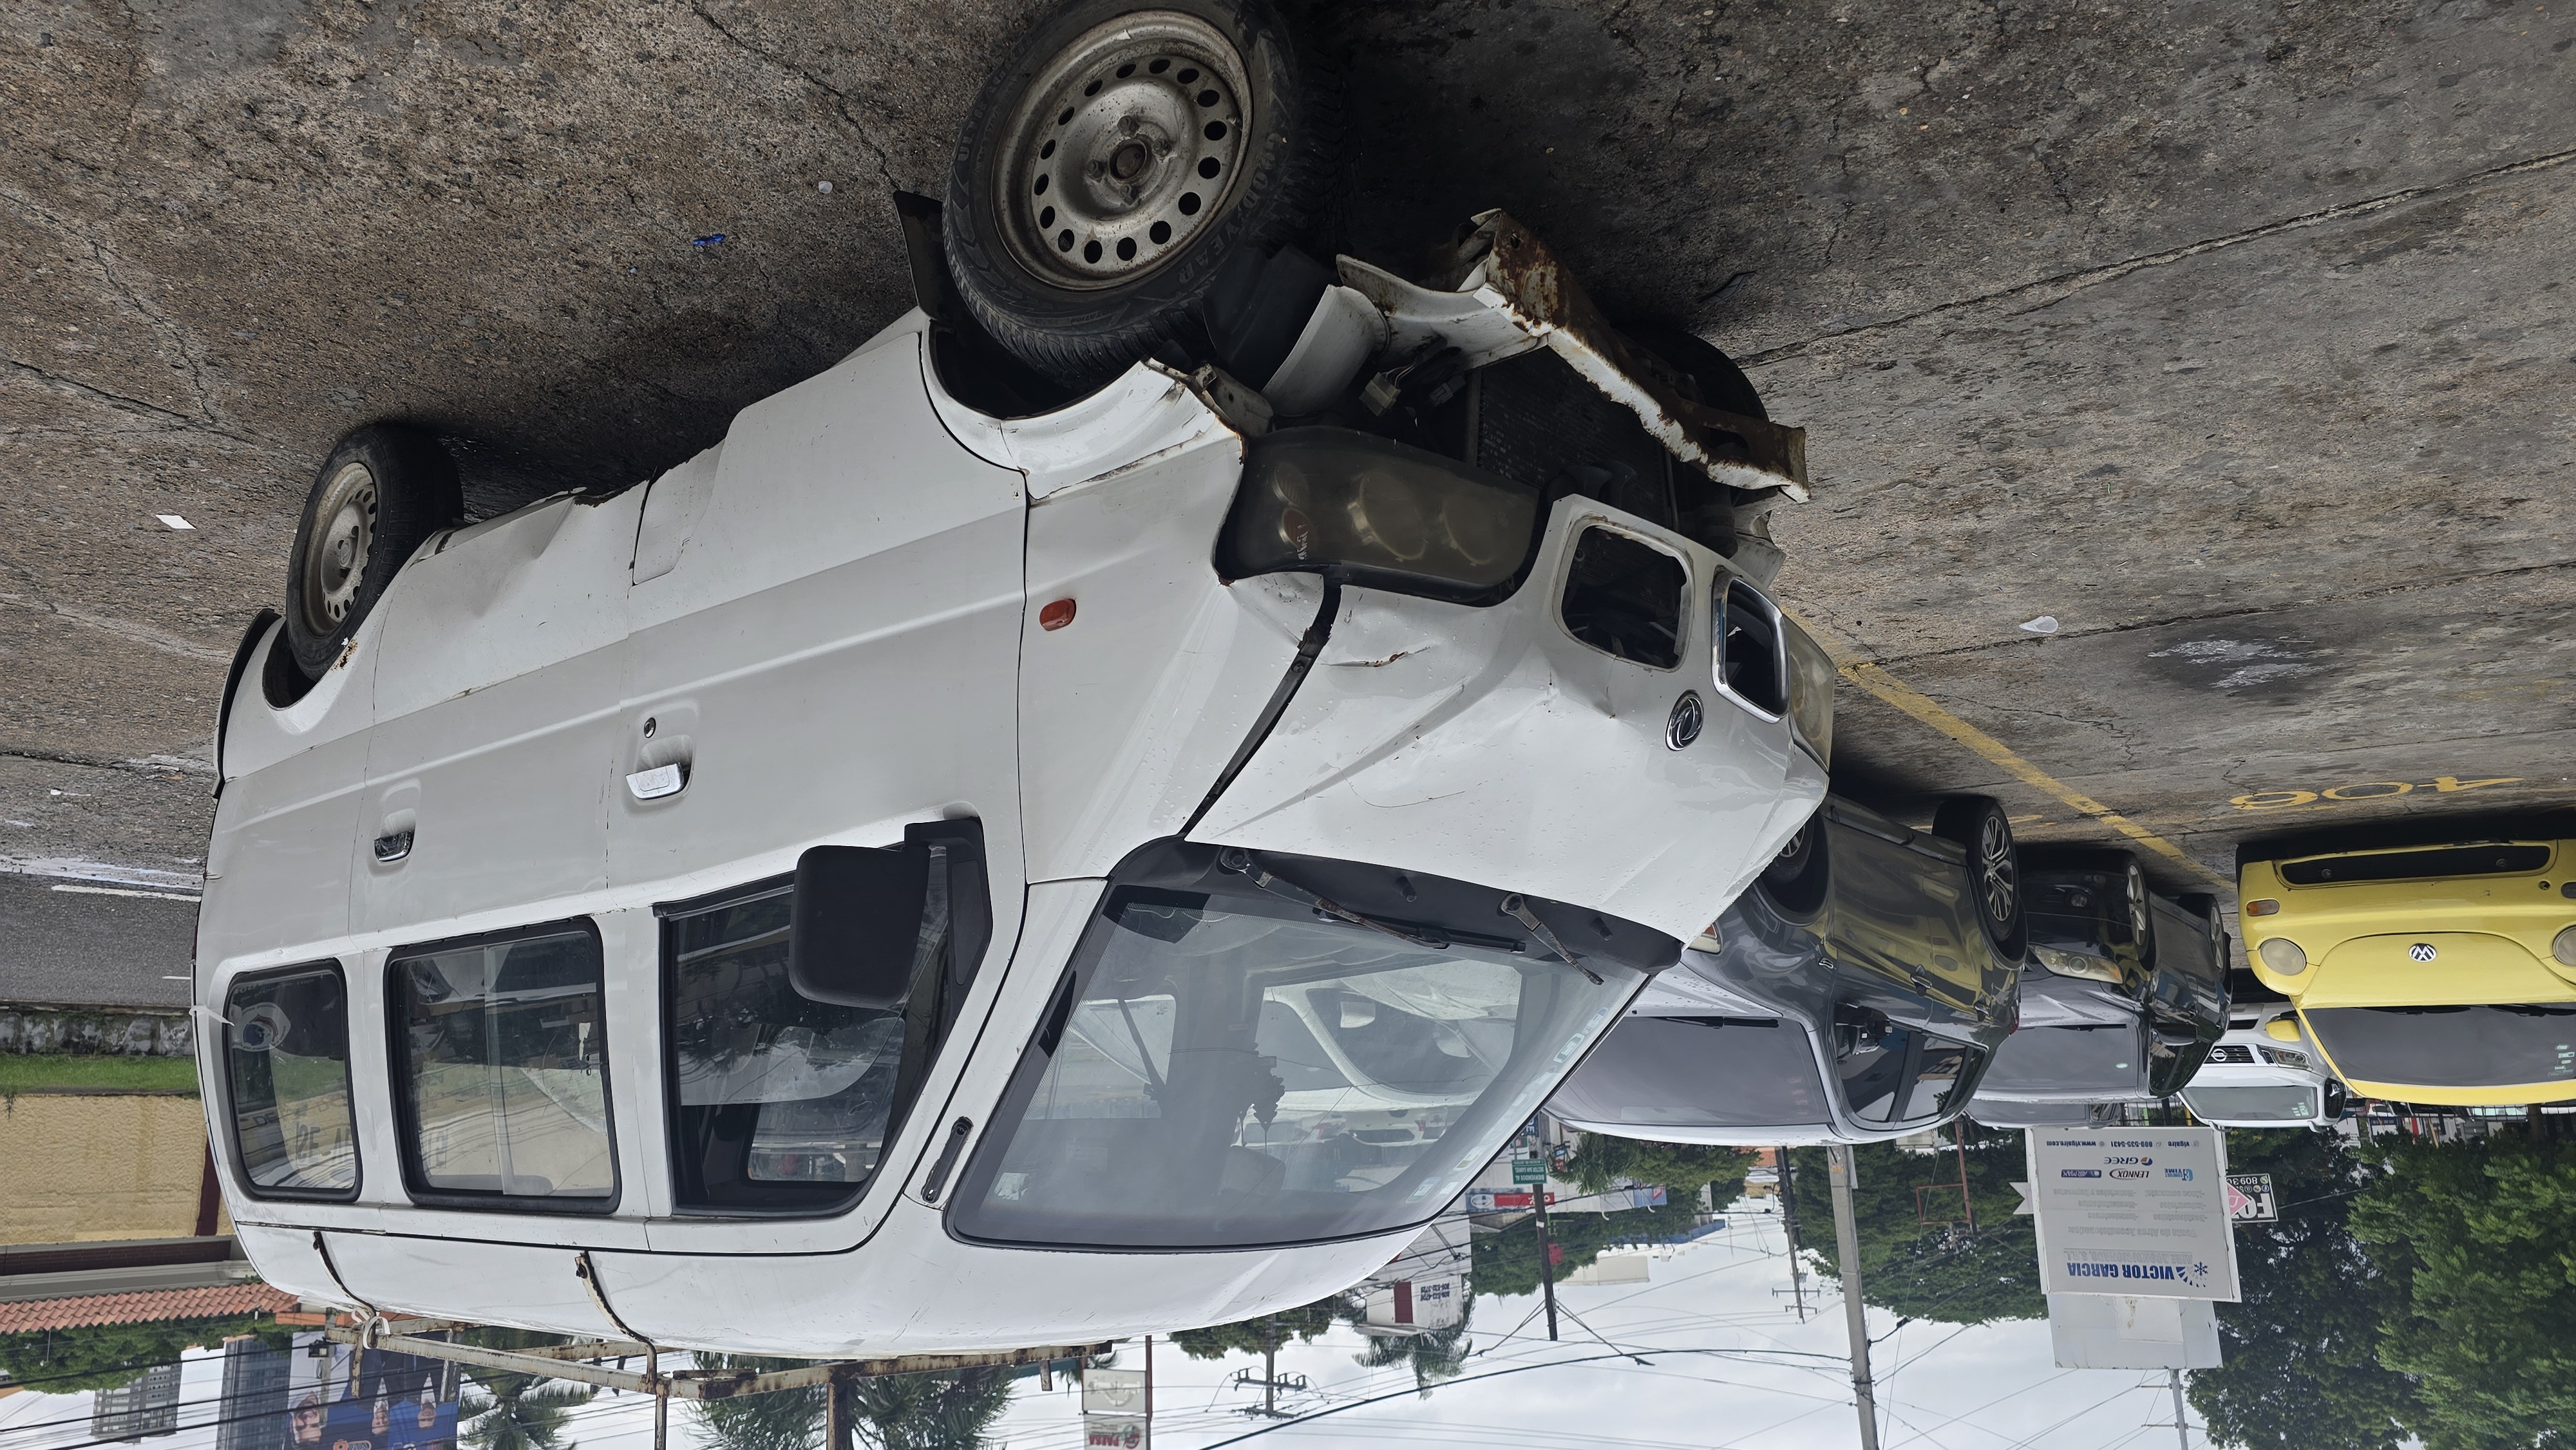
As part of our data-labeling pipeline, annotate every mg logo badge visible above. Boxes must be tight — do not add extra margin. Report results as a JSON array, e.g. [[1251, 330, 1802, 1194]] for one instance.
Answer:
[[2409, 943, 2438, 963], [1665, 691, 1705, 750]]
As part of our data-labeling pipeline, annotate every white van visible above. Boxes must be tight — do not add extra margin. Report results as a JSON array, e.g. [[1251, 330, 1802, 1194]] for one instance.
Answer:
[[198, 1, 1829, 1357], [2177, 1010, 2349, 1129]]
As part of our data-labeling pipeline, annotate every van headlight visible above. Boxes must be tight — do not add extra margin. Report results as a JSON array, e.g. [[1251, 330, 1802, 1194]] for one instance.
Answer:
[[2554, 924, 2576, 967], [2257, 937, 2309, 975], [2031, 943, 2123, 983], [1780, 614, 1835, 767], [1222, 428, 1544, 600]]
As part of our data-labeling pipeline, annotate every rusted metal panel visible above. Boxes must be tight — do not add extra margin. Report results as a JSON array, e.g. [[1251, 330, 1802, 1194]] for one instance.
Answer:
[[322, 1315, 1107, 1396], [1448, 211, 1809, 502]]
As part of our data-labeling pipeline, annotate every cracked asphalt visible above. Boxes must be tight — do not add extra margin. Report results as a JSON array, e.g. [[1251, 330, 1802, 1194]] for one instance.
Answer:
[[4, 0, 2573, 999]]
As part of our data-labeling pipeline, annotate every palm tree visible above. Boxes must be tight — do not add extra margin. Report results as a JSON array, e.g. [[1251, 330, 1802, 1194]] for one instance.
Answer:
[[690, 1357, 826, 1450], [1348, 1301, 1473, 1398], [454, 1329, 598, 1450], [457, 1371, 596, 1450], [844, 1368, 1014, 1450], [688, 1357, 1012, 1450]]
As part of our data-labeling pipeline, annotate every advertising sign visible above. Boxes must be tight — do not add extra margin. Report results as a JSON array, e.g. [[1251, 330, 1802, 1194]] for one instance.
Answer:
[[2226, 1173, 2278, 1222], [1464, 1188, 1555, 1212], [2046, 1294, 2223, 1370], [1510, 1157, 1549, 1185], [287, 1333, 460, 1450], [1081, 1363, 1148, 1449], [2023, 1127, 2240, 1301]]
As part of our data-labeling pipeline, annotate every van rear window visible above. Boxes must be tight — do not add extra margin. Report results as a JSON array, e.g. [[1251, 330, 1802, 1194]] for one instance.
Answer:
[[390, 924, 615, 1209], [224, 964, 359, 1199]]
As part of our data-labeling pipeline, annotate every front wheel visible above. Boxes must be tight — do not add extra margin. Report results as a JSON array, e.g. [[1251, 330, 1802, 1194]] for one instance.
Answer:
[[1933, 795, 2025, 962], [282, 424, 461, 681], [1752, 811, 1832, 920], [942, 0, 1342, 388]]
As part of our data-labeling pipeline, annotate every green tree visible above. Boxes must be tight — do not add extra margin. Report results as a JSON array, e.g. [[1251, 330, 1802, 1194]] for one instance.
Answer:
[[1171, 1297, 1341, 1361], [1472, 1205, 1681, 1299], [1350, 1302, 1472, 1398], [2186, 1129, 2421, 1450], [1785, 1135, 2043, 1325], [457, 1331, 598, 1450], [688, 1355, 1012, 1450], [1564, 1135, 1757, 1208], [2349, 1132, 2576, 1450], [0, 1313, 286, 1393], [691, 1356, 825, 1450], [842, 1368, 1014, 1450]]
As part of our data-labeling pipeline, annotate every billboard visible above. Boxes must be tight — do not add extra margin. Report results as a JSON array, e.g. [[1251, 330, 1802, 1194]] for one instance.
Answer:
[[2023, 1128, 2241, 1301], [288, 1333, 460, 1450]]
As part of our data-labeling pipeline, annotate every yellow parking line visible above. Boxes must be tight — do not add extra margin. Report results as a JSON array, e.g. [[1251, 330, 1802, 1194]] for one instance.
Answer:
[[1786, 611, 2228, 887]]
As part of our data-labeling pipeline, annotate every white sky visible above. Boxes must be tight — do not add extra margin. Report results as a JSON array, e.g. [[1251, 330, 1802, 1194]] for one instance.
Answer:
[[0, 1203, 2206, 1450]]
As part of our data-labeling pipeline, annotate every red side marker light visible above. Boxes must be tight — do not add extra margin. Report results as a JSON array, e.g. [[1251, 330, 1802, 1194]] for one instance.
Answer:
[[1039, 598, 1077, 632]]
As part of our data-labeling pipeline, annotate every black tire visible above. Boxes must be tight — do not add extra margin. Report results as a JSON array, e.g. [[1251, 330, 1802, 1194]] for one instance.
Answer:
[[1754, 812, 1831, 919], [282, 424, 461, 681], [1612, 319, 1767, 421], [2117, 856, 2159, 970], [1932, 795, 2025, 961], [2178, 892, 2228, 965], [942, 0, 1343, 386]]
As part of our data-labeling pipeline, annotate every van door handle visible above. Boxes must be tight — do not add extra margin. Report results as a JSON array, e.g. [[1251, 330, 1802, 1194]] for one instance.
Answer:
[[373, 830, 413, 863]]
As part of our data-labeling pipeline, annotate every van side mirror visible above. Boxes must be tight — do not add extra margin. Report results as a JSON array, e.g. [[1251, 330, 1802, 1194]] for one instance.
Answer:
[[788, 820, 992, 1011], [790, 845, 929, 1010]]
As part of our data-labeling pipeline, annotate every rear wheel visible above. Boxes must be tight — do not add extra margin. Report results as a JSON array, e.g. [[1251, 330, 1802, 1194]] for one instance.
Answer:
[[943, 0, 1341, 387], [282, 424, 460, 681], [1932, 796, 2025, 961]]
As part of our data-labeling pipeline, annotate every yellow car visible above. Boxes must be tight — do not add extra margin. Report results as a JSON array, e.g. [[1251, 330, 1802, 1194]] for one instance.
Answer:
[[2238, 827, 2576, 1106]]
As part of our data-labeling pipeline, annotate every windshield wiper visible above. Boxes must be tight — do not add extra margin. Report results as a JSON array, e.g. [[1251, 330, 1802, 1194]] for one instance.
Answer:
[[1215, 850, 1607, 985], [1217, 849, 1453, 951], [1502, 894, 1603, 985]]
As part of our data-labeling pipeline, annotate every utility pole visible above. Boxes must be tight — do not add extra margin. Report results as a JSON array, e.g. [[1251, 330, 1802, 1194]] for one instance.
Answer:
[[1778, 1147, 1808, 1322], [1826, 1143, 1880, 1450], [2168, 1368, 2190, 1449]]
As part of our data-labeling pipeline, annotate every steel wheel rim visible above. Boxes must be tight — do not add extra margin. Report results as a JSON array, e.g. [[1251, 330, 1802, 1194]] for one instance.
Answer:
[[2126, 862, 2150, 945], [993, 11, 1253, 289], [1978, 814, 2017, 927], [301, 461, 378, 638]]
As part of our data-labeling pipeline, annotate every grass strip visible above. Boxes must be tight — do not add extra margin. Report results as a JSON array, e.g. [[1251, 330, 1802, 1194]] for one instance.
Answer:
[[0, 1054, 202, 1095]]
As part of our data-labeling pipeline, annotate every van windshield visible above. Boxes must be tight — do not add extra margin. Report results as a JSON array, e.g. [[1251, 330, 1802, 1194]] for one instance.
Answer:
[[949, 847, 1653, 1249]]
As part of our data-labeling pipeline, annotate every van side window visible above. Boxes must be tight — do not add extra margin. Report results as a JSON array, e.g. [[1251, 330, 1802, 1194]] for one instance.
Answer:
[[223, 963, 359, 1199], [390, 923, 616, 1209], [663, 881, 922, 1213]]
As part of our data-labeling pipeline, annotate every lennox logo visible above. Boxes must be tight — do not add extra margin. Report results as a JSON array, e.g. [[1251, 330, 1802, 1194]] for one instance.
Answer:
[[2110, 1169, 2150, 1180]]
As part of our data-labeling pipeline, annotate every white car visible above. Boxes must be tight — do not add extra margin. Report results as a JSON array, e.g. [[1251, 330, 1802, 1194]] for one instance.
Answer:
[[198, 0, 1827, 1359], [2177, 1010, 2349, 1129]]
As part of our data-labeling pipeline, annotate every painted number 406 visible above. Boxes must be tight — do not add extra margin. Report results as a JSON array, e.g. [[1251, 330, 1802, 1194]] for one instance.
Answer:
[[2230, 776, 2523, 811]]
